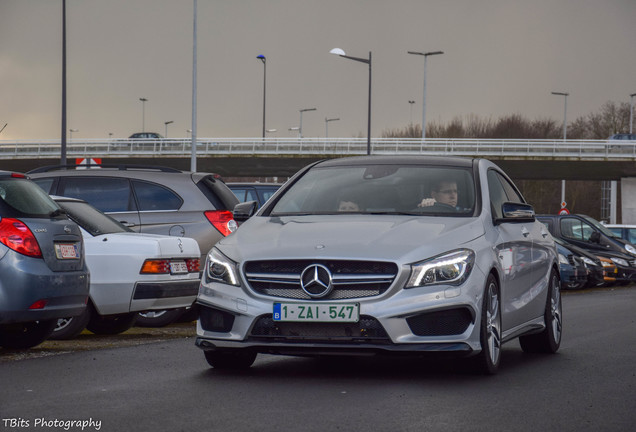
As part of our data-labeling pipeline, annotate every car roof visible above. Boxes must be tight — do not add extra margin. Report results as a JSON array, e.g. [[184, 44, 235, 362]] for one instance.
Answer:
[[313, 155, 476, 168]]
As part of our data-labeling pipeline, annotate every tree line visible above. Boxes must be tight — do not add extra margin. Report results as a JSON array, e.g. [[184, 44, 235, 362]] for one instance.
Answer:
[[382, 101, 634, 220]]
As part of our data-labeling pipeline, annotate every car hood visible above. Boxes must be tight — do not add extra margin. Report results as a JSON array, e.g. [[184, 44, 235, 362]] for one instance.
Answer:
[[82, 231, 200, 257], [218, 215, 485, 264]]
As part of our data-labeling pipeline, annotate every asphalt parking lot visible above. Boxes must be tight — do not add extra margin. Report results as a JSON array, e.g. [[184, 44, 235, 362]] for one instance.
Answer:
[[0, 321, 196, 363]]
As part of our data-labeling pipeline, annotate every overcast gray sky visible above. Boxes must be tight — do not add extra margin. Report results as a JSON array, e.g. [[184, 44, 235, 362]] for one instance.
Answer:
[[1, 0, 635, 141]]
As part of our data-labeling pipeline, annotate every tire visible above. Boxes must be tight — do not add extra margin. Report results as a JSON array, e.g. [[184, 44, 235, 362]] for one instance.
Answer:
[[520, 268, 562, 354], [204, 349, 257, 370], [135, 309, 184, 328], [0, 320, 57, 349], [86, 312, 137, 335], [470, 274, 502, 375], [50, 305, 92, 340]]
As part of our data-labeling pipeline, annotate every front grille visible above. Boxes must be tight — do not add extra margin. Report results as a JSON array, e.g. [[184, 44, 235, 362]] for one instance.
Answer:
[[249, 314, 390, 343], [406, 308, 473, 336], [244, 259, 398, 300]]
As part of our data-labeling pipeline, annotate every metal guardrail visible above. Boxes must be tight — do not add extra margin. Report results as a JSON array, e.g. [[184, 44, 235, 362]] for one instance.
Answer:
[[1, 138, 635, 160]]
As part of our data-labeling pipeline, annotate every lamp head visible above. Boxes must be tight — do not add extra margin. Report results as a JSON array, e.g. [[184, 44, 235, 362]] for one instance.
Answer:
[[257, 54, 266, 63], [330, 48, 346, 56]]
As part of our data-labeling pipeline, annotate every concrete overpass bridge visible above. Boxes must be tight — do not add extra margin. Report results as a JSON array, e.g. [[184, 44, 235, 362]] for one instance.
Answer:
[[2, 137, 636, 180]]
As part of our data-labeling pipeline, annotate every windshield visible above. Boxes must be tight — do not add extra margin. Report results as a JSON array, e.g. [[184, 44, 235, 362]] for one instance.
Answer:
[[56, 200, 132, 236], [269, 164, 476, 217], [582, 215, 621, 238], [0, 177, 60, 217]]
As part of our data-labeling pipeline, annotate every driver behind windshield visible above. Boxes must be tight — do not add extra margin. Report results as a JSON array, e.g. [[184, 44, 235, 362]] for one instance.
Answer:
[[418, 180, 459, 211]]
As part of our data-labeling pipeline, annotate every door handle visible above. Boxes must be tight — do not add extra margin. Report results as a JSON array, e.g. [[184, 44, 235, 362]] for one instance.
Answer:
[[120, 221, 136, 227]]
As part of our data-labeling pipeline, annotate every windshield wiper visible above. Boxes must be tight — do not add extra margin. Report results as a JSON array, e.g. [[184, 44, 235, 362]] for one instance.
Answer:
[[49, 208, 67, 217]]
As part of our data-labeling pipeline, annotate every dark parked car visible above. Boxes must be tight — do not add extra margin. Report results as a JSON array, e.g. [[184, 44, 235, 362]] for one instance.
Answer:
[[553, 238, 606, 288], [0, 171, 89, 349], [555, 240, 588, 289], [537, 214, 636, 285], [226, 182, 281, 208]]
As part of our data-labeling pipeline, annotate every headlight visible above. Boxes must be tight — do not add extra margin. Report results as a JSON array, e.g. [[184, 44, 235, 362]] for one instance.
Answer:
[[558, 253, 569, 265], [406, 249, 475, 288], [582, 256, 597, 266], [610, 257, 628, 267], [625, 244, 636, 256], [206, 248, 240, 286]]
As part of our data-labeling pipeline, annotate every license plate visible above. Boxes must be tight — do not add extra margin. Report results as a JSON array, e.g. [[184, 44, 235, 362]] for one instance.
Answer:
[[170, 260, 188, 274], [55, 243, 78, 259], [273, 303, 359, 322]]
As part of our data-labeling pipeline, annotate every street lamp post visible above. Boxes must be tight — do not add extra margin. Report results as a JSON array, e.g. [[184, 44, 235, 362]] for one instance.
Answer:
[[330, 48, 372, 155], [408, 100, 415, 125], [299, 108, 316, 138], [325, 117, 340, 138], [552, 91, 569, 206], [61, 0, 67, 165], [257, 55, 266, 138], [407, 50, 443, 140], [630, 92, 636, 134], [164, 121, 173, 138], [139, 98, 148, 132], [551, 91, 569, 141]]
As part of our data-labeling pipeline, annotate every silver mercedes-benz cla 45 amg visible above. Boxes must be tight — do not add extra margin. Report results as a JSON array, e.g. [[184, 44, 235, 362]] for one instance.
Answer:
[[195, 156, 562, 374]]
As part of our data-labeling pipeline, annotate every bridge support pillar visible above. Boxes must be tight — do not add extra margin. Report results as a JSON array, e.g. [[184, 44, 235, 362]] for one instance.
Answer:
[[621, 178, 636, 224]]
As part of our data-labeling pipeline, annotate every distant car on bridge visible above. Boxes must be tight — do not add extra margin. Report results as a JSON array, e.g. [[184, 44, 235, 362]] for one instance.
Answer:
[[129, 132, 164, 139]]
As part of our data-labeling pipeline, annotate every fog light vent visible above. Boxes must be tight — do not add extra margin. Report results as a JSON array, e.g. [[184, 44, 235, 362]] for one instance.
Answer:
[[406, 308, 473, 336], [199, 307, 235, 333]]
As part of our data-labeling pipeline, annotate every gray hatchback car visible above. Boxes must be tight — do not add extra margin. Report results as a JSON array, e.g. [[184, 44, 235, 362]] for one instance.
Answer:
[[196, 156, 562, 374], [28, 165, 239, 258], [0, 171, 89, 349]]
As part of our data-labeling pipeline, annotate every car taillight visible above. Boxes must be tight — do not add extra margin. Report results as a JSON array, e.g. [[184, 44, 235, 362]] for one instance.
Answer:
[[0, 218, 42, 258], [140, 259, 170, 274], [29, 299, 48, 309], [186, 258, 200, 273], [204, 210, 238, 237]]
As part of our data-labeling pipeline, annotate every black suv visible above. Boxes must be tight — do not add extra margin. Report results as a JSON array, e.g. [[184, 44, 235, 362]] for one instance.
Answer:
[[28, 165, 239, 259]]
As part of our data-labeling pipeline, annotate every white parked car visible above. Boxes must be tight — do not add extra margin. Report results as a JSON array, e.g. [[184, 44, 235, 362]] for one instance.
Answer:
[[51, 196, 201, 339]]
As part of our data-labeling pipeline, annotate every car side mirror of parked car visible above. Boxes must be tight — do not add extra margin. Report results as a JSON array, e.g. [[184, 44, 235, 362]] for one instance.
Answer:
[[589, 231, 601, 243], [233, 200, 258, 222], [496, 202, 536, 225]]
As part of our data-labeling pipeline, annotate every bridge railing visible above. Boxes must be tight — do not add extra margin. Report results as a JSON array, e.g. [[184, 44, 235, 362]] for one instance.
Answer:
[[1, 138, 635, 159]]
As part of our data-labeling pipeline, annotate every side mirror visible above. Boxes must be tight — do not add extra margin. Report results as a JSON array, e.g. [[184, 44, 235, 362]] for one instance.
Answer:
[[233, 200, 258, 222], [589, 231, 601, 243], [496, 202, 536, 224]]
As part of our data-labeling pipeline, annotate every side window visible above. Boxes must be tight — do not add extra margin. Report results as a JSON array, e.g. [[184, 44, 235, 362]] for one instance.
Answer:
[[560, 218, 594, 241], [132, 180, 182, 211], [487, 170, 508, 219], [230, 188, 247, 202], [59, 177, 135, 213], [499, 175, 524, 204], [628, 229, 636, 244], [31, 177, 56, 194]]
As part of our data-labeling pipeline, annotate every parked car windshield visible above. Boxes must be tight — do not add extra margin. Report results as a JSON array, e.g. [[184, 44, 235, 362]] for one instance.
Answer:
[[0, 177, 60, 217], [269, 164, 476, 217], [56, 200, 132, 236], [581, 214, 621, 238]]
